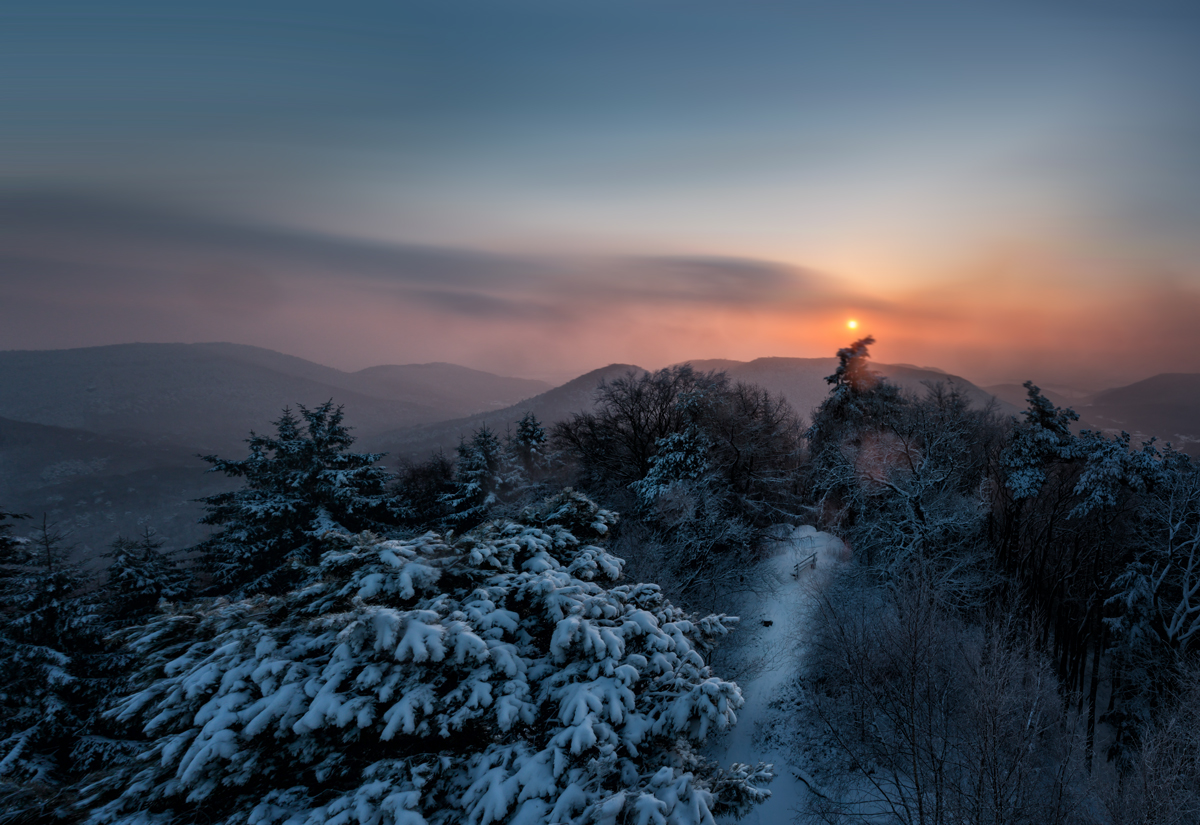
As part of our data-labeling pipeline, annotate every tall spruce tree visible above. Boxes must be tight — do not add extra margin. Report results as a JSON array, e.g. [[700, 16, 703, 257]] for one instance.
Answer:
[[441, 426, 507, 530], [195, 401, 398, 596], [101, 529, 192, 625], [0, 517, 104, 822], [0, 507, 27, 565], [512, 411, 549, 477]]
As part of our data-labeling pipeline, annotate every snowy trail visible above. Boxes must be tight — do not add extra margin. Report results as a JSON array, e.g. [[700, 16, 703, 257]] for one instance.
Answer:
[[707, 525, 846, 824]]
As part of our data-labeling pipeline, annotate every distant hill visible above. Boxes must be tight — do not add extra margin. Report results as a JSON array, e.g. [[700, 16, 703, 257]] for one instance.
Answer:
[[711, 358, 1016, 424], [986, 376, 1200, 456], [0, 343, 550, 453], [875, 363, 1008, 412], [1076, 374, 1200, 455], [25, 341, 1186, 559], [367, 357, 1014, 460], [984, 383, 1079, 413], [0, 415, 233, 558], [365, 364, 644, 459]]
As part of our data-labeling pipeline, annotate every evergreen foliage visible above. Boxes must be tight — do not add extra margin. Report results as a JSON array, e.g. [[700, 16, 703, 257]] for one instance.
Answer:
[[102, 529, 192, 625], [4, 340, 1199, 821], [824, 335, 877, 396], [1000, 381, 1088, 501], [418, 414, 554, 533], [85, 490, 771, 825], [0, 507, 27, 564], [441, 426, 508, 530], [513, 411, 548, 473], [989, 384, 1169, 762], [509, 412, 554, 495], [393, 451, 456, 531], [0, 517, 105, 822], [194, 401, 398, 596], [806, 356, 1199, 776]]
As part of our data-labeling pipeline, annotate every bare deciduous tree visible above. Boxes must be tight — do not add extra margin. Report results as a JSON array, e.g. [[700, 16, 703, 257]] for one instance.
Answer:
[[794, 568, 1092, 825], [1104, 661, 1200, 825]]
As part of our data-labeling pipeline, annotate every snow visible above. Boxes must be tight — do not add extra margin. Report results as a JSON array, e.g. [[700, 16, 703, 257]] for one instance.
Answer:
[[94, 491, 769, 824], [706, 524, 847, 825]]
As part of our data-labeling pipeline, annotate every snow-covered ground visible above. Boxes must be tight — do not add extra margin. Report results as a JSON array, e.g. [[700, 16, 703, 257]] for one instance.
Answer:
[[706, 525, 848, 824]]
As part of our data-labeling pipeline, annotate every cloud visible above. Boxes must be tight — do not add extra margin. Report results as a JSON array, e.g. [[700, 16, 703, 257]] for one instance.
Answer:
[[603, 256, 802, 304], [400, 288, 563, 321], [0, 190, 864, 321], [0, 191, 881, 378], [10, 189, 1196, 392]]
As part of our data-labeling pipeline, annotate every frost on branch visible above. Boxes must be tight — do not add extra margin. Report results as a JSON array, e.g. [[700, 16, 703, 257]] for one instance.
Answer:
[[85, 490, 769, 825]]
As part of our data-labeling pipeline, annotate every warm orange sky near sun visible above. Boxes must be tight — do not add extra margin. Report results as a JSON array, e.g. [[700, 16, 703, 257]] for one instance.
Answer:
[[4, 2, 1200, 391]]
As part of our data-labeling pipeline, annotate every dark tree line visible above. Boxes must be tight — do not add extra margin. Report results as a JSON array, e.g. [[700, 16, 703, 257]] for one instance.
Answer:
[[793, 337, 1200, 825]]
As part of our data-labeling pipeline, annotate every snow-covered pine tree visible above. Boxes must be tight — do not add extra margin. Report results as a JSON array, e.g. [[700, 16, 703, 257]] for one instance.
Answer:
[[63, 533, 195, 804], [84, 490, 772, 825], [824, 335, 877, 396], [195, 401, 398, 597], [0, 507, 27, 563], [441, 426, 508, 530], [0, 517, 105, 821], [999, 381, 1088, 502], [102, 529, 192, 625], [496, 412, 555, 505], [512, 412, 548, 477], [630, 425, 713, 514], [1102, 446, 1200, 752]]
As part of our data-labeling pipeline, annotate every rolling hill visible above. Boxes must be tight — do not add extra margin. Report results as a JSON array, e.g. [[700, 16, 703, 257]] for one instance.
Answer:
[[364, 364, 644, 458], [0, 343, 550, 453], [0, 415, 234, 558], [1077, 373, 1200, 454], [988, 375, 1200, 456], [366, 357, 1016, 460]]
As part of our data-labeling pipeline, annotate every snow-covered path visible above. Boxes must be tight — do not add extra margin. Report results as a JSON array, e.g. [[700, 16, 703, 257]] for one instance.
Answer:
[[707, 525, 846, 824]]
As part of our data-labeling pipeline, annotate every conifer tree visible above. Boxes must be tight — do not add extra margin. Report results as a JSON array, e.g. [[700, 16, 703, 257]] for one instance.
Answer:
[[824, 335, 877, 396], [194, 401, 398, 596], [512, 411, 548, 477], [0, 507, 27, 564], [101, 529, 192, 625], [0, 517, 104, 821], [441, 426, 507, 529], [84, 490, 772, 825]]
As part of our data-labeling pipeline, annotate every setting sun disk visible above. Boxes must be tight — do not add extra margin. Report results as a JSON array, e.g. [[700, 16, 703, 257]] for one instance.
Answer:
[[847, 319, 858, 330]]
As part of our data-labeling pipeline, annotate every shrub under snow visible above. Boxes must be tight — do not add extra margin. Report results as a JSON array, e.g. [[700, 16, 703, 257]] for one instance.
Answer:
[[86, 491, 770, 825]]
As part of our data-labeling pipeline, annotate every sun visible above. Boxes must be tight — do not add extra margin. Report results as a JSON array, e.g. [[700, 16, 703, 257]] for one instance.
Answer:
[[847, 319, 859, 330]]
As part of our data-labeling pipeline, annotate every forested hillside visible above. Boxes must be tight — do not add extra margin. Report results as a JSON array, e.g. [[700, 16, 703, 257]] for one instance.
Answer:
[[2, 340, 1198, 824]]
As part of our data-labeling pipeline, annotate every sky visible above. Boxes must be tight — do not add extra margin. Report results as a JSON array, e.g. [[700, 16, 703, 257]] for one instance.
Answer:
[[3, 0, 1200, 389]]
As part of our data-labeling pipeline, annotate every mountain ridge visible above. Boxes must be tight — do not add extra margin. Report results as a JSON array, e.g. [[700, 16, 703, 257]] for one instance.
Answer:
[[0, 342, 551, 453], [364, 357, 1013, 459]]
